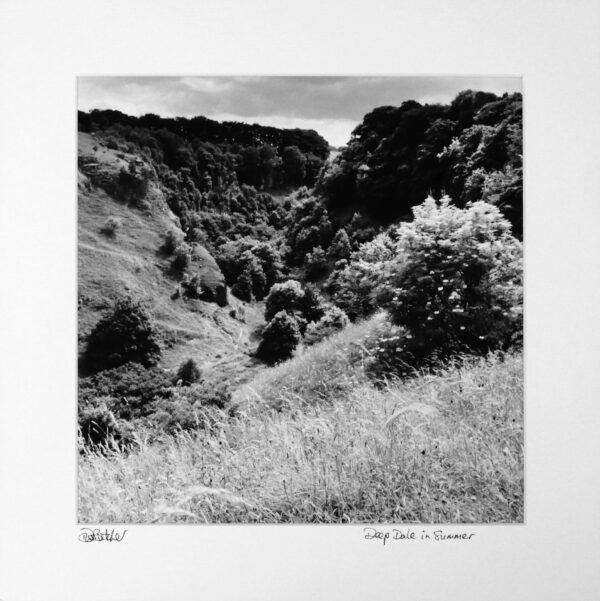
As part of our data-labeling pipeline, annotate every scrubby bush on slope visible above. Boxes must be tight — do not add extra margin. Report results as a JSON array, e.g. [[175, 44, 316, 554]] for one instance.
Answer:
[[163, 229, 184, 254], [100, 216, 122, 237], [230, 268, 254, 302], [264, 280, 305, 321], [82, 298, 162, 374], [116, 162, 152, 206], [78, 400, 134, 448], [304, 306, 350, 345], [78, 361, 171, 448], [256, 311, 301, 363], [171, 242, 193, 274], [78, 361, 232, 446], [262, 280, 327, 338], [151, 382, 231, 434], [79, 362, 173, 419], [176, 358, 202, 386]]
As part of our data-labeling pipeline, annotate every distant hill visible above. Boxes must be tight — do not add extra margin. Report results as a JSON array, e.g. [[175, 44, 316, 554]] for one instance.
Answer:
[[78, 109, 330, 159]]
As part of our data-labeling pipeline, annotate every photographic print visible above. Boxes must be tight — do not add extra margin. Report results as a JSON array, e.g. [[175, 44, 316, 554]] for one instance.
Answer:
[[77, 76, 523, 524]]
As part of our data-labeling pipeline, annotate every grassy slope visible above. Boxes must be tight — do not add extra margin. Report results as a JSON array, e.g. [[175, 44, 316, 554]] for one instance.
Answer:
[[79, 315, 524, 524], [78, 132, 264, 385]]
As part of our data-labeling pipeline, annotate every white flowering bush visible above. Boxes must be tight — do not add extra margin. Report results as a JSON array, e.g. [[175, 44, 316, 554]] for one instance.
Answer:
[[377, 196, 522, 357]]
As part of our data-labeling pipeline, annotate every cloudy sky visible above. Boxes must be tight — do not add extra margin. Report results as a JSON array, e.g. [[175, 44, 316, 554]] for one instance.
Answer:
[[78, 76, 522, 147]]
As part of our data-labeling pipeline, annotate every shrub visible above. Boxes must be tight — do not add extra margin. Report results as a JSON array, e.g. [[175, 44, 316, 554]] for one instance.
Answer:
[[150, 381, 231, 433], [82, 298, 161, 374], [78, 362, 173, 419], [304, 306, 350, 345], [328, 228, 352, 261], [78, 365, 231, 443], [237, 251, 268, 300], [171, 242, 192, 274], [263, 281, 325, 335], [78, 399, 135, 448], [250, 241, 284, 288], [256, 311, 301, 363], [78, 363, 231, 441], [264, 280, 304, 322], [250, 265, 268, 300], [326, 231, 396, 320], [176, 358, 202, 386], [217, 238, 283, 296], [304, 246, 329, 281], [231, 268, 254, 301], [163, 229, 184, 255], [180, 273, 201, 299], [214, 283, 228, 307], [116, 164, 150, 205], [299, 286, 326, 323], [186, 380, 230, 410], [78, 400, 117, 446], [150, 395, 206, 433], [216, 238, 257, 284], [377, 196, 523, 358], [100, 216, 122, 237], [180, 272, 226, 306]]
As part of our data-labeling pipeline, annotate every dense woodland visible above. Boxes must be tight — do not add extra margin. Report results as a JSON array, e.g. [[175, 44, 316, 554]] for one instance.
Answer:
[[78, 90, 523, 523], [78, 89, 521, 295]]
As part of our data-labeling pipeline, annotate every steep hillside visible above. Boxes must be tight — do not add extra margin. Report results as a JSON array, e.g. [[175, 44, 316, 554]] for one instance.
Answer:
[[78, 132, 264, 386]]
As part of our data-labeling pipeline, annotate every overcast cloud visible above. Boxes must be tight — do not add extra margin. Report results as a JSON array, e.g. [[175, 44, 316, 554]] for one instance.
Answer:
[[78, 76, 522, 147]]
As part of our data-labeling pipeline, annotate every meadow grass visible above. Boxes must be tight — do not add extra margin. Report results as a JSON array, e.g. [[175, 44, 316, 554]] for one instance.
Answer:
[[78, 320, 523, 524]]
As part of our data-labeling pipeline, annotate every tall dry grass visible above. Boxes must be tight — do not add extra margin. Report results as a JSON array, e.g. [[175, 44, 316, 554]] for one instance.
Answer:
[[78, 321, 523, 524]]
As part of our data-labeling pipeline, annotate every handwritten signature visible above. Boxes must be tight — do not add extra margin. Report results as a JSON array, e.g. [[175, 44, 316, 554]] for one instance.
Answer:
[[78, 528, 128, 543]]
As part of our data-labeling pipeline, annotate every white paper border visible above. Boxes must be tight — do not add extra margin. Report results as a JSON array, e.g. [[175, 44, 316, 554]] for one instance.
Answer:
[[1, 1, 599, 599]]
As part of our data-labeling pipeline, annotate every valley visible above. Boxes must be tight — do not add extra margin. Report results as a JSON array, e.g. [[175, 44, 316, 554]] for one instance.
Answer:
[[77, 87, 524, 524]]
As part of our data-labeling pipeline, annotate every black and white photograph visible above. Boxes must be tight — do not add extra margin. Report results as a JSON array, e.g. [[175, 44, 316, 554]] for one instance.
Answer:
[[77, 76, 524, 524], [2, 1, 600, 599]]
